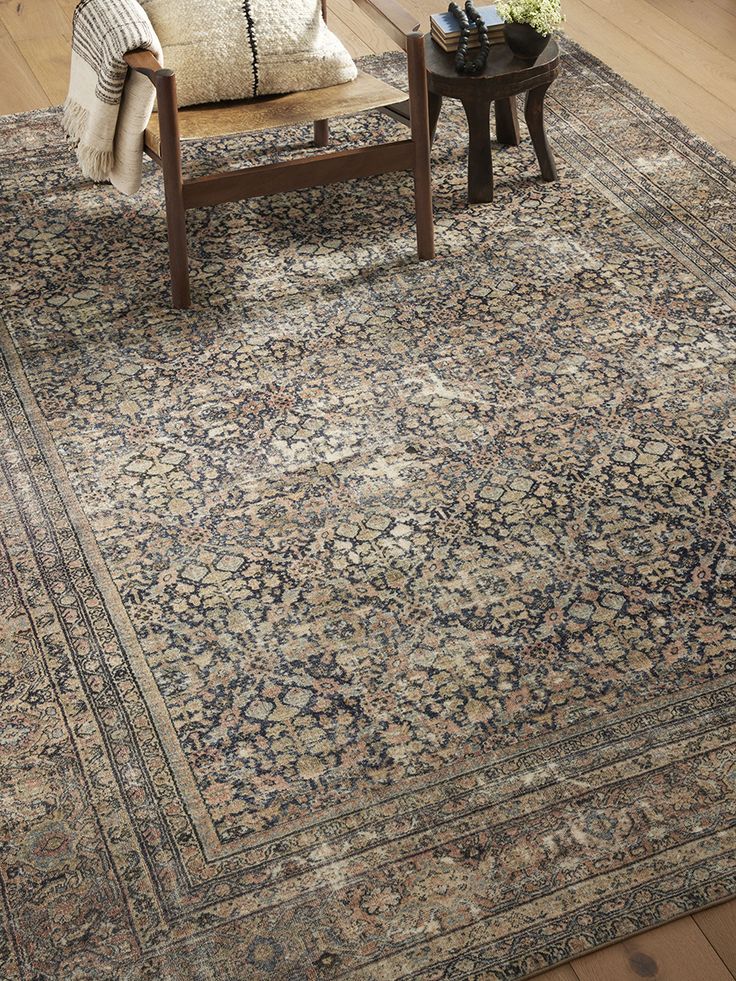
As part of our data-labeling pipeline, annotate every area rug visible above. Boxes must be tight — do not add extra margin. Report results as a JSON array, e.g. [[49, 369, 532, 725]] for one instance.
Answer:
[[1, 38, 735, 981]]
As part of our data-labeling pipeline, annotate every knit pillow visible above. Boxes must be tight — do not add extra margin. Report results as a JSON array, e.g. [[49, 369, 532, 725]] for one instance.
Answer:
[[141, 0, 357, 107]]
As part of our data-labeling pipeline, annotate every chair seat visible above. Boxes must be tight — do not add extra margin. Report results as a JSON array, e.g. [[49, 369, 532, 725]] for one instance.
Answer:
[[144, 71, 407, 156]]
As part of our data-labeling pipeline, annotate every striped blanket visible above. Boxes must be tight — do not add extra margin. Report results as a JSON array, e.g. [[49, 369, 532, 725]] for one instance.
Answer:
[[63, 0, 162, 194]]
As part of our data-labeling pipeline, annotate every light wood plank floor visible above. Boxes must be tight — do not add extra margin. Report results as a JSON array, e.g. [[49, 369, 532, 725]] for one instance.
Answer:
[[2, 1, 735, 978]]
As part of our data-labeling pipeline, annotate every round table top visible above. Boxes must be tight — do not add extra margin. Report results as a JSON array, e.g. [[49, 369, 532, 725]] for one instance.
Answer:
[[424, 35, 559, 99]]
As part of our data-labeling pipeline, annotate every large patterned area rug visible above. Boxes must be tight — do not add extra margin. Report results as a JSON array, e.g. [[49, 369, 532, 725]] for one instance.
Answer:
[[1, 39, 735, 981]]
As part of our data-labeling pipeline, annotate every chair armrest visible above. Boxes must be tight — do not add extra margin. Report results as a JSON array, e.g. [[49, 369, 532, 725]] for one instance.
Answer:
[[124, 48, 165, 81], [351, 0, 420, 50], [124, 49, 180, 165]]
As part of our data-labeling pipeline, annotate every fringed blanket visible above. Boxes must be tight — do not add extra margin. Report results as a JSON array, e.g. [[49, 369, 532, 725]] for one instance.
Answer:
[[63, 0, 162, 194]]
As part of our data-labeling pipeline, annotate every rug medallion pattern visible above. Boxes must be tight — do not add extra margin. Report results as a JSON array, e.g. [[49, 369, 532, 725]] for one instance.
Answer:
[[1, 40, 736, 980]]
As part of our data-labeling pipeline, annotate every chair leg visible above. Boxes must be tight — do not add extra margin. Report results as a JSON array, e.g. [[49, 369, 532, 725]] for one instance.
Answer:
[[314, 119, 329, 147], [316, 0, 330, 151], [162, 166, 190, 309], [155, 69, 191, 309], [407, 32, 435, 261]]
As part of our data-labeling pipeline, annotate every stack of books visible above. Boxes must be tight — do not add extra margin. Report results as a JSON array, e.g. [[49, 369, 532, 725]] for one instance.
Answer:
[[430, 5, 505, 52]]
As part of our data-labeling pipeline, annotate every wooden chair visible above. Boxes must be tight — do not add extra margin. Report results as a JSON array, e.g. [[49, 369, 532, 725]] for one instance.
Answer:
[[124, 0, 434, 309]]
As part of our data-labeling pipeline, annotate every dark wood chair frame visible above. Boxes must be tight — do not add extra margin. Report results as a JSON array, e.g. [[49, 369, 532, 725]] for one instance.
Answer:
[[124, 0, 434, 309]]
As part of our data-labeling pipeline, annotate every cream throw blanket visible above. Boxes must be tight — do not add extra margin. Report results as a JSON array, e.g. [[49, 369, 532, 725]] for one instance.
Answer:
[[63, 0, 357, 195], [63, 0, 162, 195]]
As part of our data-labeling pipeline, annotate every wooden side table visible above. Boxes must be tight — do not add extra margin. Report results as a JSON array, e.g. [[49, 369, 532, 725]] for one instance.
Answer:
[[424, 36, 560, 203]]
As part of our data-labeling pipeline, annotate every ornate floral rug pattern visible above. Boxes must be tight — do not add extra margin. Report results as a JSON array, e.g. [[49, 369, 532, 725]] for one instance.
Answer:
[[1, 40, 736, 980]]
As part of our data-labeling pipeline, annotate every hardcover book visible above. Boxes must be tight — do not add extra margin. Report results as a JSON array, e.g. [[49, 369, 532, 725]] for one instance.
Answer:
[[430, 4, 504, 38]]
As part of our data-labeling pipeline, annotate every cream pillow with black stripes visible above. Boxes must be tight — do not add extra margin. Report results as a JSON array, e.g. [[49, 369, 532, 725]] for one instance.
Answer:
[[141, 0, 357, 106]]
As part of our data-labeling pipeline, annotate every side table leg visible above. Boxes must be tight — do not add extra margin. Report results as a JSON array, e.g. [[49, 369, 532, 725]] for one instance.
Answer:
[[428, 91, 443, 145], [524, 82, 557, 182], [461, 96, 493, 203], [494, 97, 520, 146]]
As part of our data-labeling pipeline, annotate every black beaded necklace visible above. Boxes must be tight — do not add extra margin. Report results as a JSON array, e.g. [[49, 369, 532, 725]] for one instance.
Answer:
[[448, 0, 491, 75]]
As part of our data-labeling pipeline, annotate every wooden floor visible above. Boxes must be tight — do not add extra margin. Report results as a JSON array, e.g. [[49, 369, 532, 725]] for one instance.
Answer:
[[2, 0, 735, 157], [2, 0, 735, 978]]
